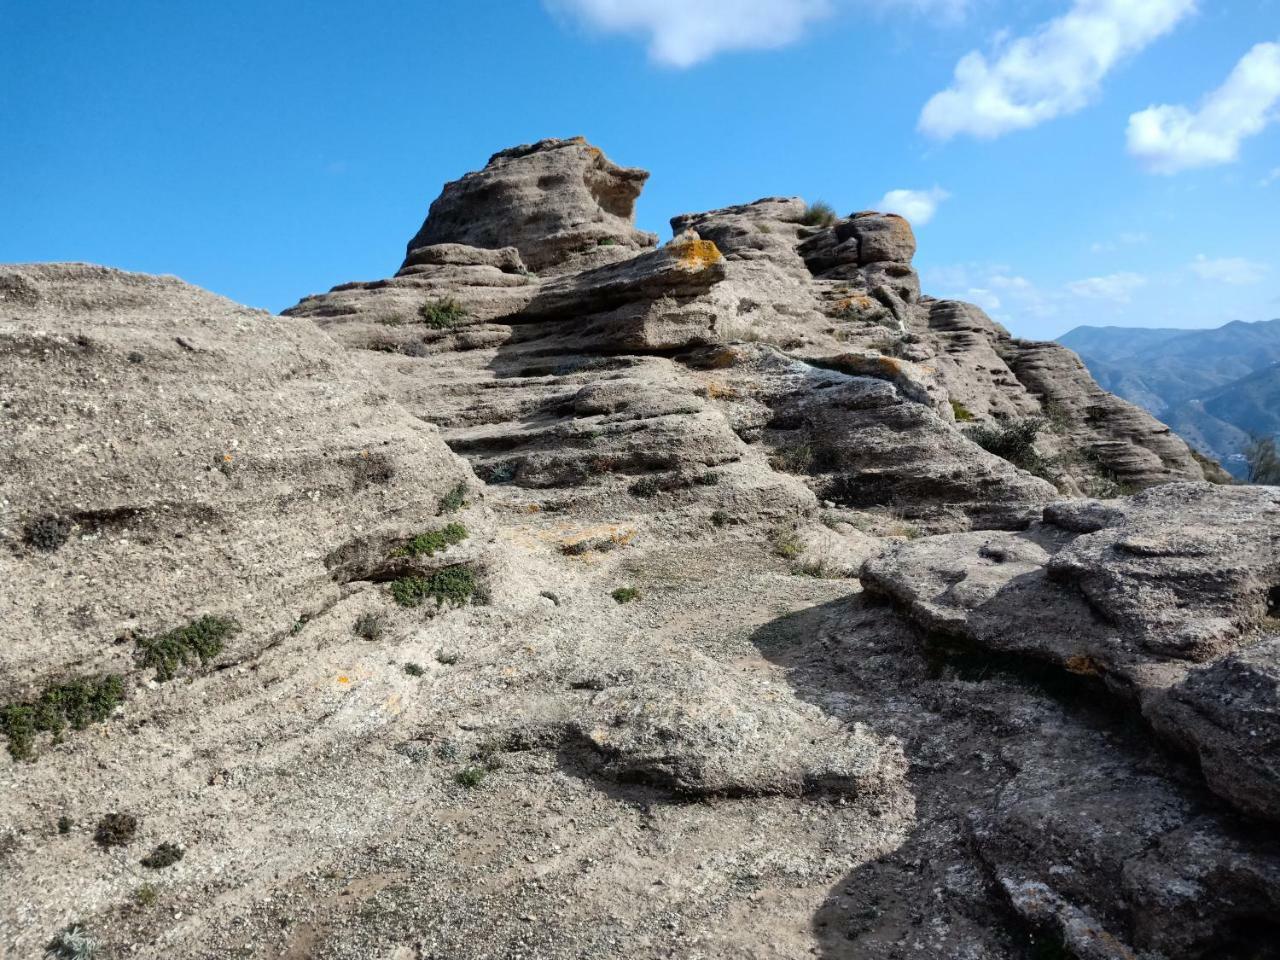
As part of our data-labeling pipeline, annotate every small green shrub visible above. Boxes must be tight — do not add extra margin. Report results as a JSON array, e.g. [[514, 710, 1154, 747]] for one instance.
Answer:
[[1, 674, 125, 761], [403, 662, 425, 677], [353, 612, 385, 642], [135, 615, 238, 682], [800, 201, 838, 227], [710, 509, 730, 528], [390, 523, 468, 559], [24, 515, 72, 552], [966, 418, 1053, 479], [44, 923, 98, 960], [597, 237, 618, 246], [418, 298, 468, 329], [389, 565, 477, 608], [94, 813, 138, 848], [950, 400, 974, 422], [437, 482, 468, 514], [612, 586, 640, 604], [140, 842, 184, 869], [772, 526, 804, 560], [455, 766, 486, 788], [133, 883, 159, 907], [435, 649, 460, 665], [57, 816, 74, 835]]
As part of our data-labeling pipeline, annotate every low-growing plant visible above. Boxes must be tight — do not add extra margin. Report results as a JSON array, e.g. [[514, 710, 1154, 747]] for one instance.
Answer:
[[135, 615, 238, 682], [353, 612, 385, 642], [1, 673, 125, 761], [44, 923, 98, 960], [141, 842, 184, 869], [389, 565, 478, 608], [455, 766, 486, 788], [710, 509, 730, 528], [435, 649, 460, 665], [403, 662, 425, 677], [966, 418, 1054, 480], [57, 816, 74, 835], [390, 523, 468, 559], [597, 237, 618, 246], [94, 813, 138, 848], [418, 297, 468, 329], [950, 400, 974, 422], [23, 515, 72, 552], [437, 482, 468, 514], [133, 883, 160, 907], [800, 200, 838, 227], [612, 586, 640, 604], [772, 525, 804, 560]]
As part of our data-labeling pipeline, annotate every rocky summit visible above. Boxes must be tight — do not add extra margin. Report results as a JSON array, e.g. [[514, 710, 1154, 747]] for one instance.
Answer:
[[2, 138, 1277, 960]]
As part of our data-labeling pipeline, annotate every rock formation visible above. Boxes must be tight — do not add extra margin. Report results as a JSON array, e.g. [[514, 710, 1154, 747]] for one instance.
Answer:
[[3, 139, 1277, 960]]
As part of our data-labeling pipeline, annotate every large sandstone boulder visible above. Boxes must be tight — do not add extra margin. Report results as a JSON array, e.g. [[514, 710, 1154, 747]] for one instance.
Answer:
[[403, 137, 658, 275], [0, 263, 484, 708]]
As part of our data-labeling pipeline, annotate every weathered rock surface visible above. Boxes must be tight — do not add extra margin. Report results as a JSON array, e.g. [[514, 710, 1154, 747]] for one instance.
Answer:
[[404, 136, 658, 275], [4, 137, 1272, 960], [863, 482, 1280, 824], [0, 262, 484, 698]]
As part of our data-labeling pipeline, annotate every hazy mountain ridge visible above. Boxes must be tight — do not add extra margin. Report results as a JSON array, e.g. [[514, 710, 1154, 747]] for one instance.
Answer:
[[1061, 318, 1280, 476]]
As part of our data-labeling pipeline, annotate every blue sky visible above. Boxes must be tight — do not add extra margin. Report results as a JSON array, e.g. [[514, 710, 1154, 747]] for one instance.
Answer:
[[2, 0, 1277, 338]]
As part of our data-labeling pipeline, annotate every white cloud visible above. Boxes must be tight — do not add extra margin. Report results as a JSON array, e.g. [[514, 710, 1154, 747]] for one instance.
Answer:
[[875, 187, 950, 224], [965, 288, 1002, 311], [1128, 42, 1280, 173], [919, 0, 1196, 140], [1090, 231, 1150, 253], [1067, 271, 1148, 302], [1190, 255, 1270, 285], [1262, 167, 1280, 187], [547, 0, 971, 67]]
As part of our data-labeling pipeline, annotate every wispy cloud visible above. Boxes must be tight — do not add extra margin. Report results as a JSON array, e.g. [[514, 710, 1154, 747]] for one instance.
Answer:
[[1067, 271, 1148, 302], [1189, 255, 1270, 285], [1127, 41, 1280, 173], [1090, 231, 1149, 254], [1262, 167, 1280, 187], [919, 0, 1196, 140], [875, 187, 950, 225], [546, 0, 971, 67]]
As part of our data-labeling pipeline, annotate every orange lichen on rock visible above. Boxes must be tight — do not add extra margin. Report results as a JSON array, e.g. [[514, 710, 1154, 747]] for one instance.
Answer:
[[1064, 655, 1103, 677], [704, 380, 739, 400], [672, 238, 723, 270]]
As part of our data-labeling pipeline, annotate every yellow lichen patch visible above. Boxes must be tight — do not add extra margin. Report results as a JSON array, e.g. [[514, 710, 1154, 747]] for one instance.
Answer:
[[704, 380, 739, 400], [672, 238, 723, 270], [337, 675, 351, 685], [1064, 655, 1103, 677]]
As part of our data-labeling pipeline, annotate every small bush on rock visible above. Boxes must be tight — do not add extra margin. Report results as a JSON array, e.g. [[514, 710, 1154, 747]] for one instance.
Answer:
[[404, 662, 425, 677], [94, 813, 138, 848], [950, 400, 974, 422], [135, 615, 238, 682], [140, 842, 184, 869], [772, 526, 804, 560], [389, 565, 477, 608], [801, 201, 838, 227], [24, 515, 72, 552], [44, 923, 98, 960], [965, 418, 1053, 479], [612, 586, 640, 604], [390, 523, 468, 559], [418, 298, 468, 329], [437, 482, 468, 514], [455, 766, 486, 788], [353, 612, 385, 642], [1, 674, 125, 761]]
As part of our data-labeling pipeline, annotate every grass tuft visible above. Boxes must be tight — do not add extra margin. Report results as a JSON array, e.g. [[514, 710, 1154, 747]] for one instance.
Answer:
[[800, 201, 838, 227], [611, 586, 640, 604]]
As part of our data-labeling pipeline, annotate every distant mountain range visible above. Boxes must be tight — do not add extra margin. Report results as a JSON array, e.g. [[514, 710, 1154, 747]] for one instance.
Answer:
[[1059, 318, 1280, 479]]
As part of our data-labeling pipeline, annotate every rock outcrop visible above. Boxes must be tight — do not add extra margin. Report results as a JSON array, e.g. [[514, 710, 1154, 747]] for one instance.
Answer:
[[0, 263, 485, 700], [4, 138, 1275, 960]]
